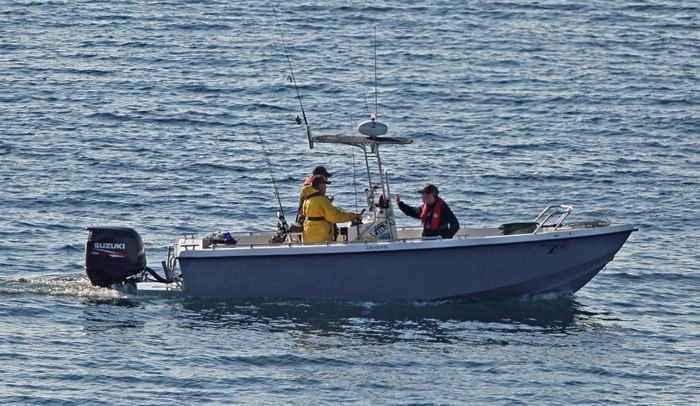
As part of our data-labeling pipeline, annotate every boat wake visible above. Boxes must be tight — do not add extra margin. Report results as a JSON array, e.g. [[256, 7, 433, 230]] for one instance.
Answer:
[[0, 274, 599, 333], [0, 274, 123, 299]]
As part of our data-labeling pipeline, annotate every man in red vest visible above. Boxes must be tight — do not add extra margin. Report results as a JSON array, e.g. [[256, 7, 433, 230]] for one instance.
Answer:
[[395, 183, 460, 239]]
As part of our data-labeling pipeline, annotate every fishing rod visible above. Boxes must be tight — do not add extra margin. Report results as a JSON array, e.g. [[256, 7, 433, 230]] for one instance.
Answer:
[[250, 115, 290, 238], [274, 8, 314, 149]]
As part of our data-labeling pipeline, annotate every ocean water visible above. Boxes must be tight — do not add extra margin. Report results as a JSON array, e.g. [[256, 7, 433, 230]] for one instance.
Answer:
[[1, 0, 699, 404]]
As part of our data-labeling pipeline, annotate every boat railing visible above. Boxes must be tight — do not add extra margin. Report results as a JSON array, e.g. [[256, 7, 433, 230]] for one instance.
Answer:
[[178, 233, 201, 250], [532, 205, 573, 233]]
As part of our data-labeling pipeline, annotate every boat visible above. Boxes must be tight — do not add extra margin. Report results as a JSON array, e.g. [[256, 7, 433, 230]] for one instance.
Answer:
[[84, 26, 635, 301], [84, 116, 636, 301]]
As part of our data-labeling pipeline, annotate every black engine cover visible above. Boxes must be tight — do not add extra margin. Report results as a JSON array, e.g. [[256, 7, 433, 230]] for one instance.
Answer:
[[85, 226, 147, 287]]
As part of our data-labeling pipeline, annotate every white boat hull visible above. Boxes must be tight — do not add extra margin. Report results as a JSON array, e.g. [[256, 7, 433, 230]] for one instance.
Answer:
[[173, 224, 634, 301]]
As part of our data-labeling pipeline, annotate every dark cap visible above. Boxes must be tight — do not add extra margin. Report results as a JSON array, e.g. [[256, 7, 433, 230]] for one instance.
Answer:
[[416, 183, 439, 195], [312, 175, 331, 189], [312, 165, 332, 178]]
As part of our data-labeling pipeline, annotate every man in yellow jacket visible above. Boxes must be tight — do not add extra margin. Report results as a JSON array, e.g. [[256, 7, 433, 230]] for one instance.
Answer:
[[301, 176, 362, 242]]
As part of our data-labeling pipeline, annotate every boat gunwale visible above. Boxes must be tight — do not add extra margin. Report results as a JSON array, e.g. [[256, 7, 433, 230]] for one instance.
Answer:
[[176, 223, 636, 259]]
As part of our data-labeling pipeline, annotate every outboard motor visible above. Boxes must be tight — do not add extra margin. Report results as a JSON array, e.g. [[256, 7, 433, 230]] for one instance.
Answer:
[[85, 226, 147, 287]]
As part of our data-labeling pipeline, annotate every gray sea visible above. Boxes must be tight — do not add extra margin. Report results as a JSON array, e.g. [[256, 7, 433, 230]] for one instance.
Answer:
[[1, 0, 698, 404]]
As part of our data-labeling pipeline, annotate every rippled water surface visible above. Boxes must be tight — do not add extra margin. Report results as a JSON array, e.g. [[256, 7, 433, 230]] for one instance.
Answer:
[[1, 1, 698, 404]]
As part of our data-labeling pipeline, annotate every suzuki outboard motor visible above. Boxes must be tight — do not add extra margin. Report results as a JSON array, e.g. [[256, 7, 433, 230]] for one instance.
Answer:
[[85, 226, 147, 287]]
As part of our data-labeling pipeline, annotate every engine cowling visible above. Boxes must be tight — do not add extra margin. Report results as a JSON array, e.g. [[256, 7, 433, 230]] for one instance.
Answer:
[[85, 226, 147, 287]]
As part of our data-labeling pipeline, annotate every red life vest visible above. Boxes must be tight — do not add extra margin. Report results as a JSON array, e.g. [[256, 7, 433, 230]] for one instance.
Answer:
[[420, 197, 445, 230]]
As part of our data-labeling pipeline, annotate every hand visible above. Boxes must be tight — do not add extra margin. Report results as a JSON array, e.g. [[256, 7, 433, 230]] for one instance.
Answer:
[[355, 213, 363, 222], [395, 194, 400, 205]]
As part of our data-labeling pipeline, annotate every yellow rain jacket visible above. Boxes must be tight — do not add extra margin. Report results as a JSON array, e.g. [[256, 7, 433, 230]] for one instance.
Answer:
[[301, 185, 356, 242]]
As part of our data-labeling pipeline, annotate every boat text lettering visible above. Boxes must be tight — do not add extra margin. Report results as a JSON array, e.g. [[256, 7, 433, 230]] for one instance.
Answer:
[[365, 245, 389, 251], [547, 243, 568, 254], [369, 221, 389, 238], [95, 242, 126, 250]]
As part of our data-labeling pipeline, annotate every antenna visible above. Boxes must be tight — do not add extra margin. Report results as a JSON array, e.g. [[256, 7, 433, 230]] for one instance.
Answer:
[[357, 27, 388, 138], [374, 26, 378, 119]]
